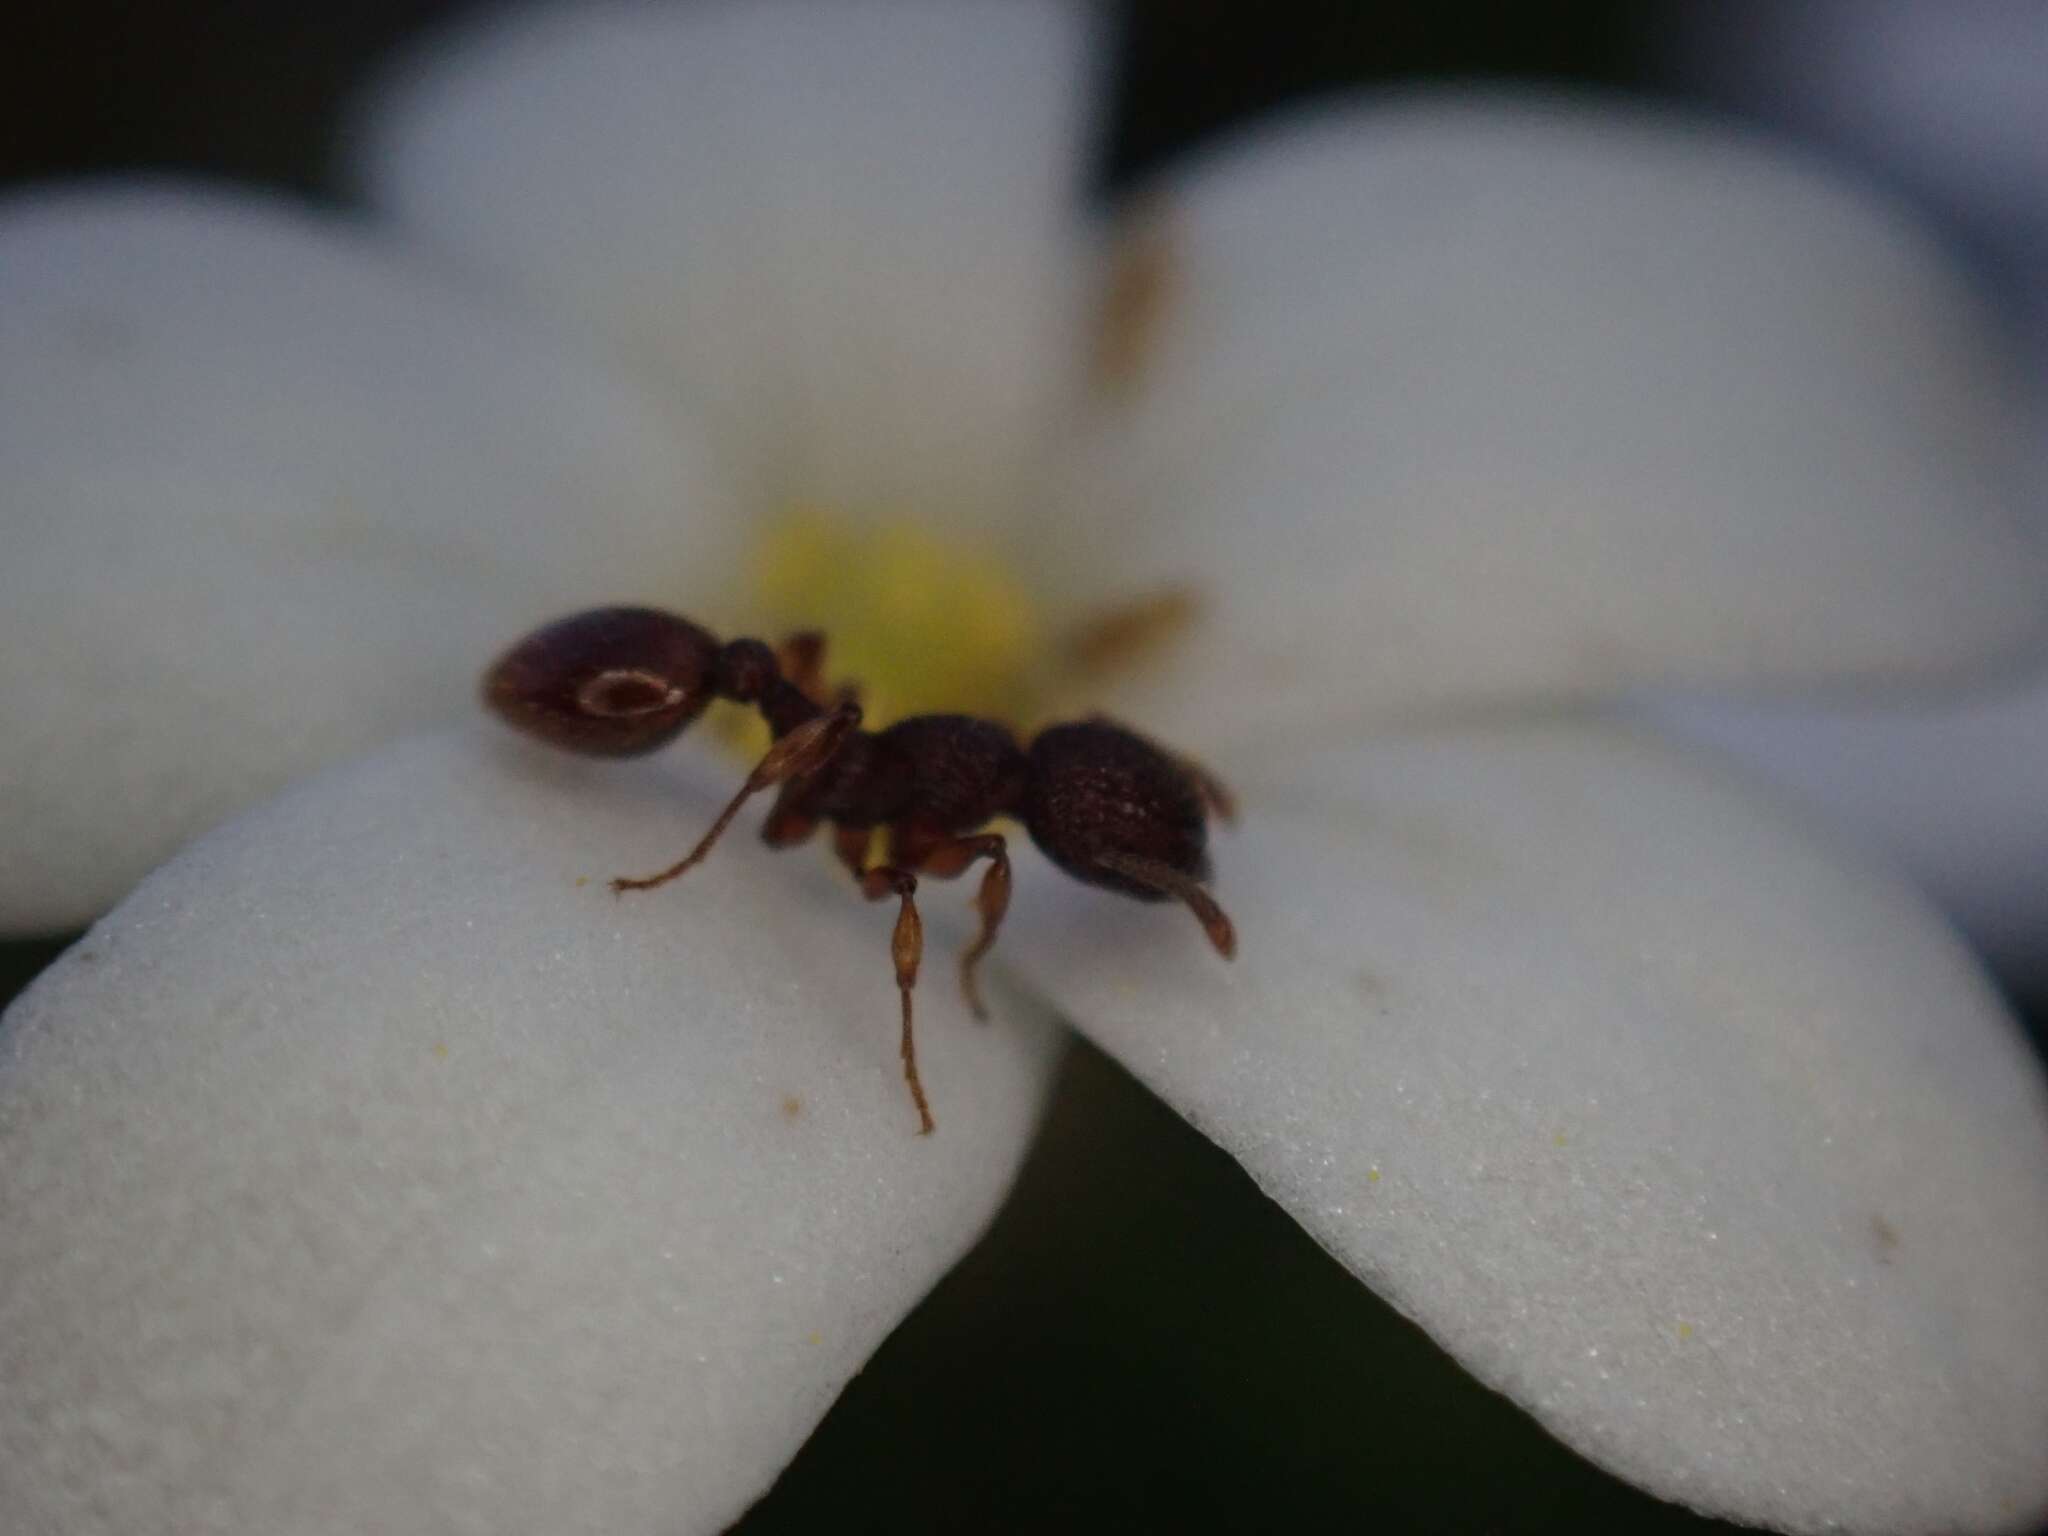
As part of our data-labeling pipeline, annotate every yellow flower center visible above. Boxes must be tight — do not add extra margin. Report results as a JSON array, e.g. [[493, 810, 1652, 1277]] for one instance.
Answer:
[[716, 507, 1047, 753], [714, 505, 1202, 765]]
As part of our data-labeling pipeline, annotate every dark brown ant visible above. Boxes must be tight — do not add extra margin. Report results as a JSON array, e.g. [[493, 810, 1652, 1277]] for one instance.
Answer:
[[484, 606, 1236, 1134]]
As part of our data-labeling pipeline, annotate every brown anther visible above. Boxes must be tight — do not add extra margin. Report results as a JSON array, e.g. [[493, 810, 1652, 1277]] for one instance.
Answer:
[[1063, 587, 1203, 680], [1090, 204, 1179, 398]]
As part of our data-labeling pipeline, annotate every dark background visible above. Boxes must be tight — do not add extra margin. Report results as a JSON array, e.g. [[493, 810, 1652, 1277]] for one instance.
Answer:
[[6, 2, 1651, 196], [4, 3, 2041, 1532]]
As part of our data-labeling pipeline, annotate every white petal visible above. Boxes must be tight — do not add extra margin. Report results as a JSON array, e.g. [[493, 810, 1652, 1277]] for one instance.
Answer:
[[1645, 672, 2048, 979], [1673, 1, 2048, 289], [357, 0, 1099, 528], [0, 729, 1062, 1534], [0, 185, 741, 933], [1040, 97, 2048, 747], [1000, 722, 2048, 1533]]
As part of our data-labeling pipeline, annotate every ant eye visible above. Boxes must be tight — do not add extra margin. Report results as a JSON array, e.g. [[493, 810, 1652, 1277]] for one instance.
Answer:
[[484, 607, 719, 757]]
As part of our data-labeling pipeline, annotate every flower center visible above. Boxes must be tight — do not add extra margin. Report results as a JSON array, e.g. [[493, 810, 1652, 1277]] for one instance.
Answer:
[[723, 507, 1046, 745]]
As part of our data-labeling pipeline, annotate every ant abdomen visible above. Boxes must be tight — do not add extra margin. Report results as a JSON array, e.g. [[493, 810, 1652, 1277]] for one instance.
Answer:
[[484, 606, 720, 757], [1022, 721, 1210, 896]]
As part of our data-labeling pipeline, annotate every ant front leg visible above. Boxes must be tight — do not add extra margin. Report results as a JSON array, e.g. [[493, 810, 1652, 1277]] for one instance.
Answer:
[[901, 830, 1011, 1022], [836, 825, 934, 1135], [760, 787, 819, 849], [776, 631, 828, 704], [611, 701, 858, 894], [778, 631, 862, 711]]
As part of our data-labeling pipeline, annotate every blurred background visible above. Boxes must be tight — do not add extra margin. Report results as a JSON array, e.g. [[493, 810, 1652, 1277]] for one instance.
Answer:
[[5, 2, 2044, 1530]]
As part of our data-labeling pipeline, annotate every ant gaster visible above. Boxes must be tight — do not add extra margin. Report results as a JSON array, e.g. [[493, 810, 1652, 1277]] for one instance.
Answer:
[[484, 606, 1236, 1134]]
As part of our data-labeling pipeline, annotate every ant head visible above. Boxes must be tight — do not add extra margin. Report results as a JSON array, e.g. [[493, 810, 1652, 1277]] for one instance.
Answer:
[[1022, 721, 1211, 895], [484, 606, 719, 756]]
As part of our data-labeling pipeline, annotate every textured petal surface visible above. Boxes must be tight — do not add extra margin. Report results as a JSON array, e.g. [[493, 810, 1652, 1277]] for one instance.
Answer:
[[1039, 97, 2048, 747], [1646, 674, 2048, 979], [1000, 722, 2048, 1533], [358, 0, 1098, 529], [0, 730, 1061, 1535], [0, 185, 739, 932]]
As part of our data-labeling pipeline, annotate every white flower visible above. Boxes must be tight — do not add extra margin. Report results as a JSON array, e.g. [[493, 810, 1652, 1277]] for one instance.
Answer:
[[1648, 0, 2048, 981], [4, 3, 2047, 1533]]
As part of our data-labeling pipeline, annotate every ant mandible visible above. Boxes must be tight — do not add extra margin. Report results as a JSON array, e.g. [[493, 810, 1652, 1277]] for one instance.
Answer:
[[483, 606, 1237, 1134]]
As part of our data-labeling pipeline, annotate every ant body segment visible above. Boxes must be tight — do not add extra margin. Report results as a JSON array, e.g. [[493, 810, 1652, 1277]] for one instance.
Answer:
[[484, 606, 1236, 1134]]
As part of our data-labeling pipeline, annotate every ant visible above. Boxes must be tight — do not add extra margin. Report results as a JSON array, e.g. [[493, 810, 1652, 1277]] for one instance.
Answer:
[[484, 606, 1236, 1134]]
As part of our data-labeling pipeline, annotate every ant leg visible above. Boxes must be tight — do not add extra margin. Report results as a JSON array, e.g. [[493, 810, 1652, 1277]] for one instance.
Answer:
[[832, 823, 874, 877], [778, 630, 863, 711], [850, 860, 932, 1135], [836, 824, 933, 1132], [1176, 754, 1237, 826], [1085, 713, 1236, 824], [776, 631, 827, 702], [611, 702, 858, 894], [759, 793, 817, 849], [908, 833, 1011, 1022], [1093, 850, 1237, 960]]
